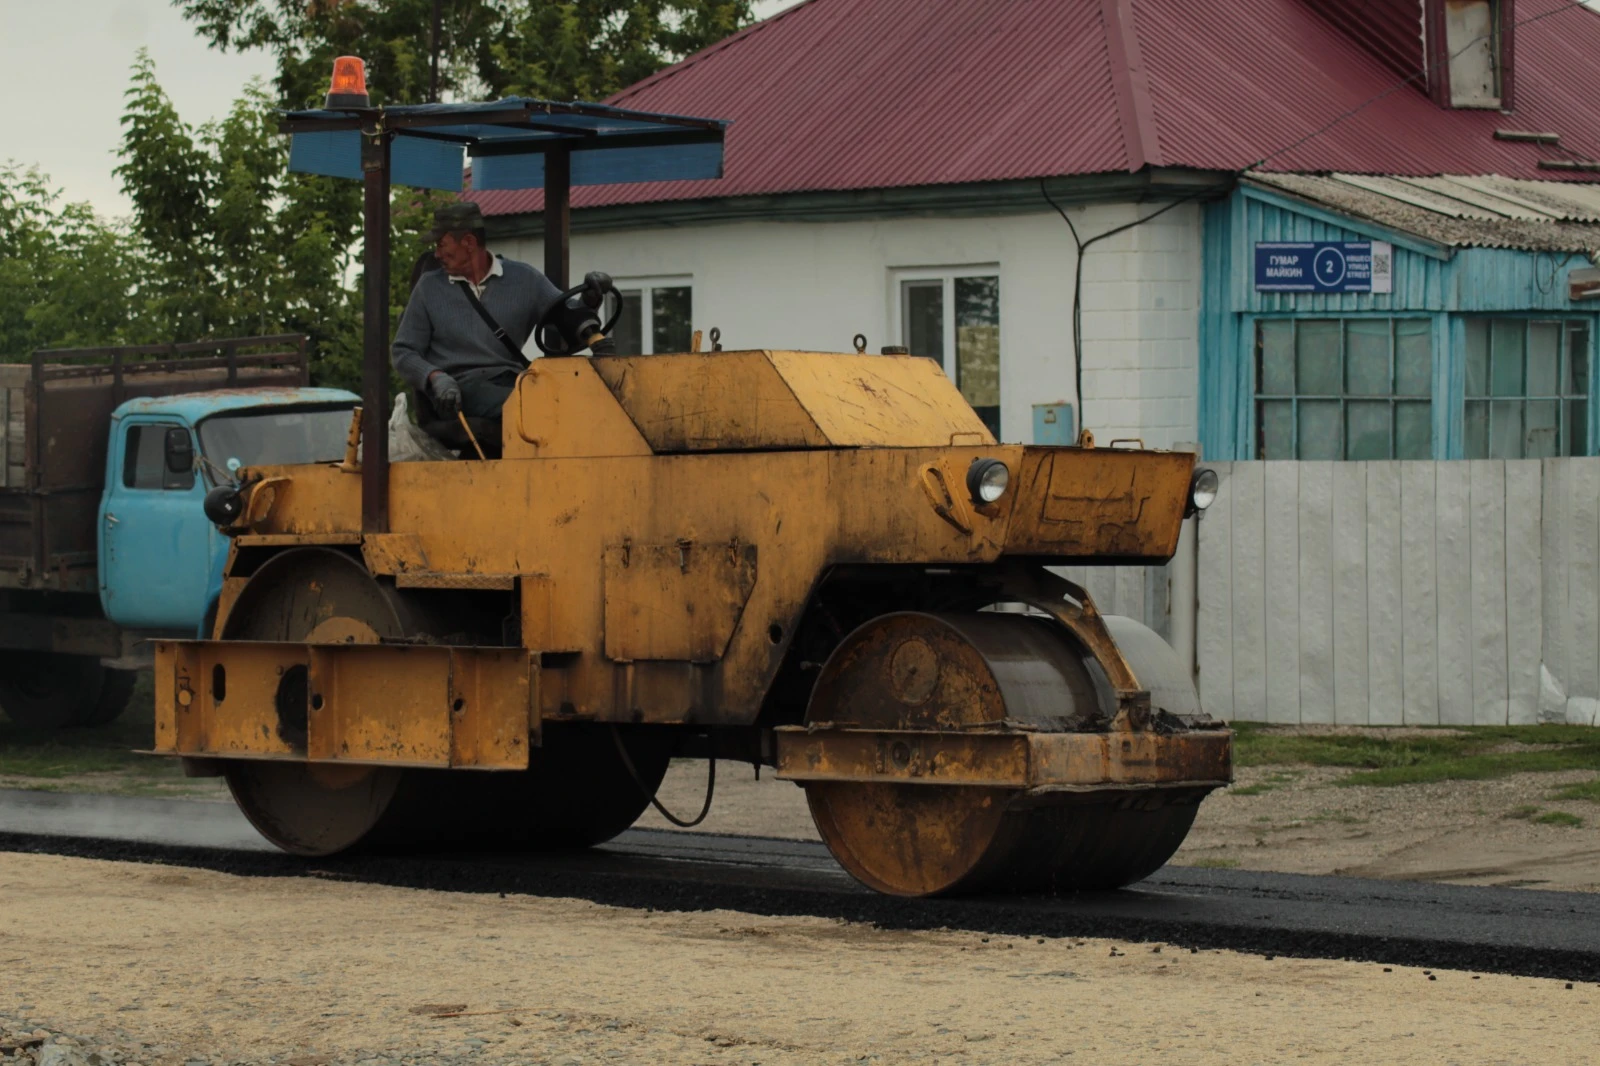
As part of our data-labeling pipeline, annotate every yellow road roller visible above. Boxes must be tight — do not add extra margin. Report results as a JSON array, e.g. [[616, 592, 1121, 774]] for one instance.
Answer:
[[150, 65, 1231, 897]]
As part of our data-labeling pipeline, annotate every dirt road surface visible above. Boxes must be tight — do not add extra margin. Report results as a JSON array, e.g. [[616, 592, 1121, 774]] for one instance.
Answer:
[[1, 852, 1592, 1066]]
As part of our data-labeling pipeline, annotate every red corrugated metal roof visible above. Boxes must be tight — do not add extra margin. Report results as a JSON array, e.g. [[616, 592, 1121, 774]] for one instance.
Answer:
[[471, 0, 1600, 218], [1310, 0, 1424, 83]]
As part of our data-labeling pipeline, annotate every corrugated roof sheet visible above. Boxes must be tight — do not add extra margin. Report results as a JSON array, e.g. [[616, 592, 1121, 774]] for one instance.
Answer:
[[1248, 172, 1600, 253], [471, 0, 1600, 218], [1309, 0, 1424, 83]]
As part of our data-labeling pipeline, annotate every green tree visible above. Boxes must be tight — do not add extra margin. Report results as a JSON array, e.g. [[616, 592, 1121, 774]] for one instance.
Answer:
[[115, 51, 379, 388], [173, 0, 753, 109], [0, 165, 146, 358]]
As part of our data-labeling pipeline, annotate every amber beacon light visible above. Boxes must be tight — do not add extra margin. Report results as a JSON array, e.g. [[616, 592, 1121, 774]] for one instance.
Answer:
[[325, 56, 370, 108]]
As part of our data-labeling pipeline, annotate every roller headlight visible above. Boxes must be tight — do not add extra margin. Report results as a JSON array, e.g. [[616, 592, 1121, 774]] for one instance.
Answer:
[[1188, 467, 1219, 515], [967, 458, 1010, 505]]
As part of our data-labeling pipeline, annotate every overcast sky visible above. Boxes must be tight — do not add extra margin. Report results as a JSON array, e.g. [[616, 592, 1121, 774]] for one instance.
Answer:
[[1, 0, 801, 219]]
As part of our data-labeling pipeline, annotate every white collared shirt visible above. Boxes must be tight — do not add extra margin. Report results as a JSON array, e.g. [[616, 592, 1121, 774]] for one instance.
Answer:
[[448, 255, 504, 299]]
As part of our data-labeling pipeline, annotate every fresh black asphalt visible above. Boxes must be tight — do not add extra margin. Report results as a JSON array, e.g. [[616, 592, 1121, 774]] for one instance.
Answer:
[[3, 787, 1599, 983]]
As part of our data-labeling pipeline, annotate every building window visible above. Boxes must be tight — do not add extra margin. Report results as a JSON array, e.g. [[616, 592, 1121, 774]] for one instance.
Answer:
[[611, 279, 693, 355], [123, 423, 194, 491], [1255, 318, 1433, 460], [1464, 318, 1589, 459], [898, 272, 1001, 437]]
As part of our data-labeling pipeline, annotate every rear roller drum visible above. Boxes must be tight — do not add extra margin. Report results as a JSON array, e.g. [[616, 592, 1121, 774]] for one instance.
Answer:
[[217, 548, 671, 856], [217, 548, 414, 855], [801, 611, 1207, 897]]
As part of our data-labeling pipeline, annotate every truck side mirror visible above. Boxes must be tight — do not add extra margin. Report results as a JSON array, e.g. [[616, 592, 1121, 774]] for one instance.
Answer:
[[165, 428, 194, 474]]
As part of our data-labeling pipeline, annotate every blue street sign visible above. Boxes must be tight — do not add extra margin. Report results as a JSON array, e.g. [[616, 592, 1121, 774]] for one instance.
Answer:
[[1255, 241, 1392, 293]]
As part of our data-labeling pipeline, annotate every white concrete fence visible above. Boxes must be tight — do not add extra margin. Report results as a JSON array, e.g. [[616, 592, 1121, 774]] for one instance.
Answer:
[[1186, 459, 1600, 726]]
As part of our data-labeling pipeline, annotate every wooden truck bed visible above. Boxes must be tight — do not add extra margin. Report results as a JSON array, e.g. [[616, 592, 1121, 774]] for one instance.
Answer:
[[0, 336, 309, 592]]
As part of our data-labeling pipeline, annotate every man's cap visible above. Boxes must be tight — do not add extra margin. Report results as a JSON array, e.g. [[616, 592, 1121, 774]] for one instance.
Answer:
[[429, 201, 487, 241]]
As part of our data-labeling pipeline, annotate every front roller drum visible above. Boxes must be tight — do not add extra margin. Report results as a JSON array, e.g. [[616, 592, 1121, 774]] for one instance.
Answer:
[[786, 611, 1228, 897]]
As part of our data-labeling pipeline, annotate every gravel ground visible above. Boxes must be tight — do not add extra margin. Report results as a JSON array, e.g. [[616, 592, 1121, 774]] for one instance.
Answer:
[[4, 852, 1598, 1066]]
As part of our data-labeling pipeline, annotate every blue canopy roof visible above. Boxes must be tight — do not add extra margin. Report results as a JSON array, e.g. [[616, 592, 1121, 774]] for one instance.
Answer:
[[283, 98, 728, 193]]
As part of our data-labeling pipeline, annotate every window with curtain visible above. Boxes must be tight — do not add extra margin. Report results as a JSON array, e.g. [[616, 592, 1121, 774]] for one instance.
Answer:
[[899, 272, 1001, 438], [1255, 318, 1433, 460], [1463, 318, 1590, 459]]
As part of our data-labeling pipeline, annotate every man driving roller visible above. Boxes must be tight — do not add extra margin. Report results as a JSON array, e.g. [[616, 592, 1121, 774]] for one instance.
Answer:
[[391, 201, 562, 420]]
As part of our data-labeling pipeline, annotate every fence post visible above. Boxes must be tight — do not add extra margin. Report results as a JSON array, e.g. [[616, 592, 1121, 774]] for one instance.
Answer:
[[1170, 442, 1202, 681]]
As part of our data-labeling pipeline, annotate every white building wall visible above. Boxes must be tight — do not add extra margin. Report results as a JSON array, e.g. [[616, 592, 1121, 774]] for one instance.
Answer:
[[1075, 203, 1202, 449], [502, 201, 1202, 447]]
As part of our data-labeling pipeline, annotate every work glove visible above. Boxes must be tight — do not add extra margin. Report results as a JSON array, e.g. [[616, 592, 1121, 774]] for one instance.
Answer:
[[428, 371, 462, 418], [581, 271, 614, 307]]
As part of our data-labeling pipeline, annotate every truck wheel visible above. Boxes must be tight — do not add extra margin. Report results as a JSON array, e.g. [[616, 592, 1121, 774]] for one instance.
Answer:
[[80, 668, 139, 727], [0, 652, 105, 730]]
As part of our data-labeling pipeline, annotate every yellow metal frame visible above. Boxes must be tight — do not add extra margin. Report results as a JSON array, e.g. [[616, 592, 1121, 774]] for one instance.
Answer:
[[154, 640, 537, 769], [772, 727, 1232, 792]]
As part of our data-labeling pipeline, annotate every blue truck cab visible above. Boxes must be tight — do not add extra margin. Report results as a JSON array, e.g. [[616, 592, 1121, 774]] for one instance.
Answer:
[[99, 388, 359, 637], [0, 336, 356, 731]]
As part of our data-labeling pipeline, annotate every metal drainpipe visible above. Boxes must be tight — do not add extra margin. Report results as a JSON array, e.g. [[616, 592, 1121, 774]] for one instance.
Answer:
[[1169, 441, 1201, 682]]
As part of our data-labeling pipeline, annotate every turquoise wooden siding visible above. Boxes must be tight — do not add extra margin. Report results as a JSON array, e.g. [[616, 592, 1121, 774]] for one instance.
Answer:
[[1200, 184, 1600, 461], [1237, 189, 1450, 316]]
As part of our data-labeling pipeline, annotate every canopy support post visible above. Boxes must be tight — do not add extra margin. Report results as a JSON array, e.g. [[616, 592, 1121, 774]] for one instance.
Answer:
[[544, 149, 571, 288], [360, 126, 392, 534]]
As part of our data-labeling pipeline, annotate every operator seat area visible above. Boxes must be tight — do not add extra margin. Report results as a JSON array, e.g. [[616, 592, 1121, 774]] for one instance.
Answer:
[[412, 387, 503, 460]]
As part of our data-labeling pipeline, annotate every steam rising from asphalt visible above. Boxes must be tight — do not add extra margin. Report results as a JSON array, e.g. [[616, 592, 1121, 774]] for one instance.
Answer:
[[0, 788, 271, 852]]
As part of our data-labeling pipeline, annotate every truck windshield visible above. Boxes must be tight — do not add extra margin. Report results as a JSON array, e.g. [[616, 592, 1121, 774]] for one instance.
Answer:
[[197, 406, 354, 470]]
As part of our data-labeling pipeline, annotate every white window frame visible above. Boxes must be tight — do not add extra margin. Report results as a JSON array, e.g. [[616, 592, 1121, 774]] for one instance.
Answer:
[[614, 275, 694, 355], [889, 265, 1002, 382]]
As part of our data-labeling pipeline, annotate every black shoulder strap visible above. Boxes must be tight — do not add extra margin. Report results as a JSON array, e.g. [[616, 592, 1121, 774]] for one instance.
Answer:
[[455, 279, 528, 364]]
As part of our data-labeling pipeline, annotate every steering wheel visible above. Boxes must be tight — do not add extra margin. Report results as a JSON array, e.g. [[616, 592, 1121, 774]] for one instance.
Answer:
[[533, 282, 624, 356]]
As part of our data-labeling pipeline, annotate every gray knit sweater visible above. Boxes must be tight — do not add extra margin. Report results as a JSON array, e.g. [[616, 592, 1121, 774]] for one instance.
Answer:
[[391, 256, 563, 391]]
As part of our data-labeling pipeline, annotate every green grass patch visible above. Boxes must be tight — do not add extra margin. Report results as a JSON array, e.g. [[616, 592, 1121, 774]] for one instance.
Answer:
[[1305, 810, 1366, 826], [1535, 811, 1585, 828], [0, 675, 182, 783], [1549, 779, 1600, 803], [1228, 769, 1301, 796], [1231, 722, 1600, 788], [1505, 804, 1542, 820]]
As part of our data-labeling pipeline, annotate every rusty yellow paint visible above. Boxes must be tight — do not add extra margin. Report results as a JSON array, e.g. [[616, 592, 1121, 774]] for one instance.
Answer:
[[591, 352, 829, 451], [154, 639, 533, 769], [164, 349, 1201, 760], [765, 351, 995, 447], [509, 357, 652, 458], [210, 444, 1189, 726], [520, 573, 580, 654], [586, 351, 994, 452], [159, 641, 299, 758], [239, 476, 290, 529], [602, 540, 758, 662], [772, 727, 1232, 790], [1005, 446, 1192, 558], [360, 532, 431, 575], [236, 533, 363, 548], [394, 571, 517, 590]]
